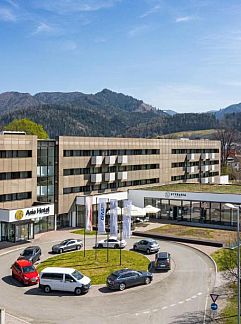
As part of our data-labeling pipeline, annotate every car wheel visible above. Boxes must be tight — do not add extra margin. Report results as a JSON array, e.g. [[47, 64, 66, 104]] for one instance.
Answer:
[[114, 244, 119, 249], [75, 287, 82, 295], [146, 249, 150, 254], [44, 285, 51, 293], [76, 245, 81, 250], [145, 277, 151, 285], [119, 283, 126, 291], [133, 245, 137, 250], [59, 248, 63, 254], [98, 244, 103, 248]]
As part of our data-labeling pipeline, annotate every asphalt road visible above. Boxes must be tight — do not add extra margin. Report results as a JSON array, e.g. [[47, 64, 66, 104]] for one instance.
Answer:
[[0, 235, 216, 324]]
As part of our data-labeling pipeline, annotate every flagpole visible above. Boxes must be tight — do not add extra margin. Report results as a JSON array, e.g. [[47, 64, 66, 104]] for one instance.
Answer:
[[107, 199, 110, 263], [84, 197, 86, 258], [95, 196, 98, 261], [120, 200, 122, 266]]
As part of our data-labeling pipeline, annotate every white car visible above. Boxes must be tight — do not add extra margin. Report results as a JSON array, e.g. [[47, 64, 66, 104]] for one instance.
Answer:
[[96, 237, 127, 249], [39, 267, 91, 295]]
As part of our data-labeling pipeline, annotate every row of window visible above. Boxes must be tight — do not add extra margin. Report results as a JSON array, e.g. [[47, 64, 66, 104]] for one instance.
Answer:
[[63, 164, 160, 176], [0, 192, 32, 202], [0, 150, 32, 158], [171, 171, 219, 181], [63, 178, 159, 194], [0, 171, 32, 181], [64, 149, 160, 157], [172, 149, 219, 154], [171, 160, 219, 168]]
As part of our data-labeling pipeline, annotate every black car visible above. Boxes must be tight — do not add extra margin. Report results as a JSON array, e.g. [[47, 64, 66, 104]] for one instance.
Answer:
[[18, 246, 41, 264], [155, 252, 171, 271], [51, 239, 83, 254], [106, 269, 153, 291]]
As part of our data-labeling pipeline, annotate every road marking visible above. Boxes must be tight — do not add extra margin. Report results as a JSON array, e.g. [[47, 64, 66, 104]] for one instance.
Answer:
[[185, 298, 191, 302], [135, 313, 140, 316], [178, 301, 184, 304], [152, 309, 158, 312], [192, 295, 197, 299], [170, 304, 176, 307], [198, 292, 203, 296], [6, 312, 31, 324], [162, 306, 168, 310], [143, 311, 150, 314]]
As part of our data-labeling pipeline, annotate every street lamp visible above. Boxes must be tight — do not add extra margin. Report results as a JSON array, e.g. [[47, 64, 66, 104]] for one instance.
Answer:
[[226, 203, 240, 324]]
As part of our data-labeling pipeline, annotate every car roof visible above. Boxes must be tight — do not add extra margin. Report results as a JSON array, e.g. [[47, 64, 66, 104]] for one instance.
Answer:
[[24, 246, 40, 251], [141, 238, 156, 242], [15, 259, 33, 267], [40, 267, 76, 274], [112, 268, 136, 276], [61, 239, 77, 242], [156, 252, 170, 258]]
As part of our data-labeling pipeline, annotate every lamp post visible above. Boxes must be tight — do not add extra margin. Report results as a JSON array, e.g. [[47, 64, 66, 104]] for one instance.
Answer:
[[226, 203, 240, 324]]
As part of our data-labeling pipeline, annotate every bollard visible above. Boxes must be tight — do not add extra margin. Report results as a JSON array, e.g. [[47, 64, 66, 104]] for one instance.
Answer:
[[0, 307, 5, 324]]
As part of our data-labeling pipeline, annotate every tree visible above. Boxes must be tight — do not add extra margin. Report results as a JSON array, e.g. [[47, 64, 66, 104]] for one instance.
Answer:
[[4, 118, 48, 139], [214, 126, 237, 168]]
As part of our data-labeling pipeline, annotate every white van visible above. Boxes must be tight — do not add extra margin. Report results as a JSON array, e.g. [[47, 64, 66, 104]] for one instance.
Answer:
[[39, 267, 91, 295]]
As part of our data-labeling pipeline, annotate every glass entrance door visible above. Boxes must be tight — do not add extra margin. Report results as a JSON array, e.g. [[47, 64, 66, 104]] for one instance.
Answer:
[[15, 223, 29, 242]]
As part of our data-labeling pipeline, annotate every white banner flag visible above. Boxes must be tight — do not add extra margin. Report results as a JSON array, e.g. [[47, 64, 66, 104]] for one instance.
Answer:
[[110, 199, 118, 237], [98, 198, 106, 234], [122, 200, 132, 239], [85, 196, 93, 231]]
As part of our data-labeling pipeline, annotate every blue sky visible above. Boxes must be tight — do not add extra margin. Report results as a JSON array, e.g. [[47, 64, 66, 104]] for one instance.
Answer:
[[0, 0, 241, 112]]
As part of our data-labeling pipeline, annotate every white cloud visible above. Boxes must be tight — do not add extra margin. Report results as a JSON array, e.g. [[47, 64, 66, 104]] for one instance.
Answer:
[[32, 22, 57, 35], [128, 25, 151, 37], [175, 16, 195, 23], [0, 7, 16, 21], [140, 5, 161, 18], [33, 0, 121, 14]]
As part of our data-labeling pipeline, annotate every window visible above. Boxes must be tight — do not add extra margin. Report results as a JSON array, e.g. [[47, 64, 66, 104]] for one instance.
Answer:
[[41, 273, 63, 280], [65, 274, 75, 282]]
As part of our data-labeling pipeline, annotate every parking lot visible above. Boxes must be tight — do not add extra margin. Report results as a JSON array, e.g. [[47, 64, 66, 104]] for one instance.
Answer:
[[0, 230, 216, 324]]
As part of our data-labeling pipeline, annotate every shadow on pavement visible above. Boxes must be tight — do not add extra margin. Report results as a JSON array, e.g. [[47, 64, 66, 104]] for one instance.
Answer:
[[2, 275, 24, 287], [98, 286, 118, 294], [25, 287, 84, 297]]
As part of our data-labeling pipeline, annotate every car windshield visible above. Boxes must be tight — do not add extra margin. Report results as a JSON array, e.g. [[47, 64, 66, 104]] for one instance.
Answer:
[[72, 270, 83, 280], [22, 250, 33, 256], [150, 241, 157, 245], [60, 240, 69, 245], [22, 266, 35, 273]]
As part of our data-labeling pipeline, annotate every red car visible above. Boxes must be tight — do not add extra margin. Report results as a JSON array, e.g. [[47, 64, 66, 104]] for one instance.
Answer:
[[11, 259, 39, 285]]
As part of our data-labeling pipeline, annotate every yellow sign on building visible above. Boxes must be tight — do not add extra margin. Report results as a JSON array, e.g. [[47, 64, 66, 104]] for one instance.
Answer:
[[15, 210, 24, 220]]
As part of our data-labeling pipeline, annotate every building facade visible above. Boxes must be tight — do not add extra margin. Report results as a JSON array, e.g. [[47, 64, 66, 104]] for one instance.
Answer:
[[0, 134, 221, 242]]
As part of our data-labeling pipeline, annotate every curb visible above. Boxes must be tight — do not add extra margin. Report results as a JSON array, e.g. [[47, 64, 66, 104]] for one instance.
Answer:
[[133, 231, 224, 247]]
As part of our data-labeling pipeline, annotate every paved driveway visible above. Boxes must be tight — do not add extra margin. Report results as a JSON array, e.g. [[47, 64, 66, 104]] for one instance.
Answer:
[[0, 230, 216, 324]]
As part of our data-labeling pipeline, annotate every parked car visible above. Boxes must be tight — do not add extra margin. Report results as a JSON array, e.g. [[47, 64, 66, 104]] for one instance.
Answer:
[[133, 239, 159, 254], [39, 267, 91, 295], [95, 237, 127, 249], [18, 246, 41, 264], [11, 259, 39, 285], [106, 268, 153, 291], [155, 252, 171, 271], [51, 239, 83, 254]]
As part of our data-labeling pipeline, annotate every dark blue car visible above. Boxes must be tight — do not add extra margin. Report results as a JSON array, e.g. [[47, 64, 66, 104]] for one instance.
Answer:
[[106, 269, 153, 291]]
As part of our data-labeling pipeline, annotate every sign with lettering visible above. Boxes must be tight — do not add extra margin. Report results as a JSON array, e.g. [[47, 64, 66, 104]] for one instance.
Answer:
[[1, 204, 55, 223]]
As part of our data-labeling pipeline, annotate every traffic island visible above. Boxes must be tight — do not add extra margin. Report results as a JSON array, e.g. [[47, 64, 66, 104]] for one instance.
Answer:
[[37, 250, 150, 285]]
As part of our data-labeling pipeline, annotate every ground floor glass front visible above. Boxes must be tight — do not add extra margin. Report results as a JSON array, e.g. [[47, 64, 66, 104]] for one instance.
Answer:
[[144, 197, 237, 227]]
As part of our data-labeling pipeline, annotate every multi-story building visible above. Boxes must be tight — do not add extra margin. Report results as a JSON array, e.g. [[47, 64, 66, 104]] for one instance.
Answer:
[[0, 133, 221, 242]]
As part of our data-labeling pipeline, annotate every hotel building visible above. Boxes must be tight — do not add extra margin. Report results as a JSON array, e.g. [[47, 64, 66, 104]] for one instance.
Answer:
[[0, 133, 221, 242]]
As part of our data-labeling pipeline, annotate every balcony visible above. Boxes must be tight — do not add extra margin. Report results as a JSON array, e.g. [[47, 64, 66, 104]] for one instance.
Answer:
[[201, 177, 209, 184], [91, 156, 103, 165], [209, 176, 215, 183], [187, 153, 200, 161], [105, 173, 115, 182], [187, 166, 198, 173], [91, 173, 102, 183], [201, 153, 209, 160], [117, 155, 128, 164], [105, 156, 116, 165], [210, 153, 215, 159], [201, 165, 210, 172], [117, 171, 128, 181]]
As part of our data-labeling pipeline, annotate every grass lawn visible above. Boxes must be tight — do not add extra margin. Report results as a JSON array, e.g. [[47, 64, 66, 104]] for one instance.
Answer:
[[71, 229, 97, 235], [144, 183, 241, 194], [147, 224, 235, 244], [211, 249, 238, 323], [37, 250, 149, 285]]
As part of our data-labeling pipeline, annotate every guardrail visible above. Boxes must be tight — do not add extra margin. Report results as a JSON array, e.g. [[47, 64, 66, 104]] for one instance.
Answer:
[[0, 307, 5, 324]]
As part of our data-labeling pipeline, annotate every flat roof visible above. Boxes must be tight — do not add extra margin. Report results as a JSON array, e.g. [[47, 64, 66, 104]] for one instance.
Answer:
[[143, 184, 241, 195]]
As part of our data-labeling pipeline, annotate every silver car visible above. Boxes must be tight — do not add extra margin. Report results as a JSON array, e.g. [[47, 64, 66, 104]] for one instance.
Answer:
[[133, 239, 159, 254], [52, 239, 83, 254]]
